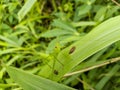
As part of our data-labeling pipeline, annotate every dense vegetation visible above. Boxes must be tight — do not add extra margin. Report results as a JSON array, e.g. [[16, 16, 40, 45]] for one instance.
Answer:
[[1, 0, 120, 90]]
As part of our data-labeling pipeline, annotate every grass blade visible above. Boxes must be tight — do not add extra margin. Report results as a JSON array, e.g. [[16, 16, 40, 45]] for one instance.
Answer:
[[6, 66, 76, 90], [18, 0, 37, 21], [95, 64, 120, 90], [39, 16, 120, 81]]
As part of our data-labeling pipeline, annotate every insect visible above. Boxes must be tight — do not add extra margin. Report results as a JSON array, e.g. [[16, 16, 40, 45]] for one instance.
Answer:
[[54, 70, 59, 75], [69, 46, 76, 54]]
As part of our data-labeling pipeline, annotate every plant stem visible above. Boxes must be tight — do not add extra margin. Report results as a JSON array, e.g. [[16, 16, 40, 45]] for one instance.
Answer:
[[51, 0, 57, 12], [64, 57, 120, 77]]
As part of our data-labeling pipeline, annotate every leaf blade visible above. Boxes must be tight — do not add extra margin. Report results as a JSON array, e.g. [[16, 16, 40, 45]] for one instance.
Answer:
[[39, 16, 120, 81], [18, 0, 37, 22], [6, 66, 76, 90]]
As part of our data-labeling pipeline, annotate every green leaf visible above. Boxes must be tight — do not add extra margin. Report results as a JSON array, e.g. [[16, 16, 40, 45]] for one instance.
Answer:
[[0, 35, 20, 47], [6, 66, 76, 90], [39, 16, 120, 81], [106, 6, 120, 18], [74, 5, 91, 21], [51, 19, 77, 32], [18, 0, 37, 22], [94, 6, 107, 22], [95, 64, 120, 90], [78, 5, 91, 16], [41, 29, 73, 38], [71, 21, 96, 27]]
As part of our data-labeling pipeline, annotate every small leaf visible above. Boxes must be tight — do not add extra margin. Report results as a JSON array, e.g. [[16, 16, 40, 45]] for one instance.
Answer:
[[74, 5, 91, 21], [51, 19, 76, 32], [41, 29, 73, 38], [0, 35, 20, 47], [94, 6, 107, 22], [78, 5, 91, 16], [18, 0, 37, 22]]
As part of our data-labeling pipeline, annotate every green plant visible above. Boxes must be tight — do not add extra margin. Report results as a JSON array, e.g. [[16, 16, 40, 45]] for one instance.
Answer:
[[5, 15, 120, 90], [1, 0, 120, 90]]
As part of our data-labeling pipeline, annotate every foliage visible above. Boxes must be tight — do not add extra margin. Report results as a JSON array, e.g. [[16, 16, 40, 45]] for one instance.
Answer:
[[6, 66, 75, 90], [0, 0, 120, 90]]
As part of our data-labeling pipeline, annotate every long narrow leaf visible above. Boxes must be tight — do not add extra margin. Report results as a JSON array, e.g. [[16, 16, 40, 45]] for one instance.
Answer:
[[6, 66, 76, 90], [95, 64, 120, 89], [39, 16, 120, 81], [18, 0, 37, 21]]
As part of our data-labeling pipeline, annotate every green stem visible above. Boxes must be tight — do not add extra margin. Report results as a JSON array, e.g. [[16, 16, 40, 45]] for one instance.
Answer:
[[51, 0, 57, 12]]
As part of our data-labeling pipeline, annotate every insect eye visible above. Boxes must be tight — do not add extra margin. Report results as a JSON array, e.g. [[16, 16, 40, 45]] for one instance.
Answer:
[[69, 46, 76, 54]]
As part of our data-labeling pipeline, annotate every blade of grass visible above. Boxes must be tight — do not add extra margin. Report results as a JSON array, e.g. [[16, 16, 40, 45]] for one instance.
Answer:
[[18, 0, 37, 22], [0, 35, 20, 47], [95, 64, 120, 90], [6, 66, 76, 90], [39, 15, 120, 81]]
